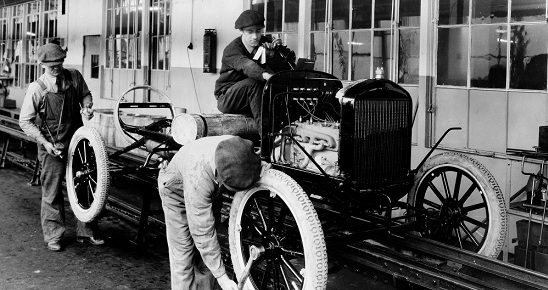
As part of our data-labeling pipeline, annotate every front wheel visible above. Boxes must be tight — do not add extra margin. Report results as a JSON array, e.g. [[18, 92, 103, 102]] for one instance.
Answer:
[[407, 152, 507, 258], [228, 169, 328, 290], [66, 126, 110, 222]]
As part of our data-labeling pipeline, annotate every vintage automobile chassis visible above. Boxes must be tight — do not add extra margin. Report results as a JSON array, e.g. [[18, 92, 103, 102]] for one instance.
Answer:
[[64, 71, 507, 290]]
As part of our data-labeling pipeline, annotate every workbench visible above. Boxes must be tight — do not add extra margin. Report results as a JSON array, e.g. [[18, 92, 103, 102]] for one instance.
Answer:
[[0, 109, 40, 185]]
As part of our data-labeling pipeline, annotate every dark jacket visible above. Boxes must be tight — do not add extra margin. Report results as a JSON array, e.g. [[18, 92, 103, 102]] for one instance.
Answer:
[[214, 36, 270, 96]]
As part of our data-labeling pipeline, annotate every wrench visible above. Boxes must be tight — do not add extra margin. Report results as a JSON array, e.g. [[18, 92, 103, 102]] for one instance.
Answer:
[[237, 245, 264, 290]]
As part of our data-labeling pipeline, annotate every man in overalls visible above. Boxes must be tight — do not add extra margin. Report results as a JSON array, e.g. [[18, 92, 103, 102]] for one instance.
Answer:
[[19, 43, 103, 251]]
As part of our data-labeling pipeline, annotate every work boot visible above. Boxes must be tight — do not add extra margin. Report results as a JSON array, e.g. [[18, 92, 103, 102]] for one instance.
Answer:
[[47, 240, 62, 251], [76, 236, 105, 246]]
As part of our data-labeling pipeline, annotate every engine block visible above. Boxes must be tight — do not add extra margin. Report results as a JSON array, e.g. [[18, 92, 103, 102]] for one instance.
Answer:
[[273, 120, 341, 176]]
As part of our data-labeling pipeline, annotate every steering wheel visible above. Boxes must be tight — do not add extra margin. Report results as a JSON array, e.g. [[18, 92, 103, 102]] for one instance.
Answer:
[[113, 85, 175, 146]]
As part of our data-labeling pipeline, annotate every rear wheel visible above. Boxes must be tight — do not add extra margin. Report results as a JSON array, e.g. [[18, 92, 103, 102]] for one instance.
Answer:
[[66, 126, 110, 222], [228, 169, 328, 290], [407, 152, 506, 258]]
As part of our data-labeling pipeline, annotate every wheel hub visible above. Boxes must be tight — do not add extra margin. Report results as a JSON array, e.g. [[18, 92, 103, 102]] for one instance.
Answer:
[[439, 198, 463, 227]]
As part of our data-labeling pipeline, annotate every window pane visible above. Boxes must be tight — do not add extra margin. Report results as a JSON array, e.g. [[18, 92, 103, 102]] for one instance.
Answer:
[[114, 37, 120, 68], [266, 0, 282, 32], [374, 0, 392, 28], [106, 39, 112, 68], [284, 0, 299, 32], [150, 5, 157, 36], [283, 33, 298, 54], [470, 25, 507, 88], [310, 32, 325, 71], [471, 0, 508, 24], [372, 30, 392, 78], [251, 3, 265, 16], [158, 2, 165, 35], [332, 31, 349, 79], [121, 38, 128, 69], [107, 9, 112, 37], [164, 35, 170, 69], [511, 0, 545, 22], [510, 24, 548, 90], [129, 6, 135, 34], [439, 0, 469, 25], [165, 0, 170, 35], [352, 0, 371, 29], [121, 7, 128, 35], [351, 30, 371, 80], [136, 35, 141, 69], [332, 0, 349, 30], [114, 8, 121, 35], [437, 27, 468, 86], [91, 54, 99, 78], [151, 37, 157, 69], [311, 0, 326, 31], [400, 0, 421, 27], [128, 37, 135, 69], [398, 28, 420, 84]]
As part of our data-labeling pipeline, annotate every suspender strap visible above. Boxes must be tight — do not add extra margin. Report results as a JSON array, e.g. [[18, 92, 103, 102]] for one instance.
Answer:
[[35, 79, 47, 91]]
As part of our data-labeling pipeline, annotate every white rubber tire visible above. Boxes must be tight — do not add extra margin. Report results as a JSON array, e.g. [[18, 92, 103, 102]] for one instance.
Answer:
[[66, 126, 110, 222], [229, 169, 328, 290], [407, 152, 507, 258]]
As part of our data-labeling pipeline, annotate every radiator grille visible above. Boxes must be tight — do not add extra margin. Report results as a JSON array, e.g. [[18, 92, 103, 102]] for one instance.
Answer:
[[353, 98, 411, 187]]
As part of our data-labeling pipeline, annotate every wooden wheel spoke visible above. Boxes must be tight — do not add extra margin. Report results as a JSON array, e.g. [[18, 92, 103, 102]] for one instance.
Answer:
[[459, 183, 478, 206], [253, 198, 268, 232], [459, 223, 481, 247], [279, 255, 304, 284], [463, 215, 487, 229], [453, 171, 462, 200], [243, 213, 265, 237], [441, 171, 451, 199], [423, 198, 442, 210], [462, 201, 486, 213], [427, 180, 446, 203]]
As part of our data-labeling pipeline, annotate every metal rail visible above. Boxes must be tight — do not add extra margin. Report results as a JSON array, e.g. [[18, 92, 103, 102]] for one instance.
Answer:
[[330, 233, 548, 290]]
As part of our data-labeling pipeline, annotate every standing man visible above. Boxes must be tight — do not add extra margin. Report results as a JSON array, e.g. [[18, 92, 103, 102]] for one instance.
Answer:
[[158, 135, 264, 290], [214, 9, 283, 136], [19, 42, 104, 251]]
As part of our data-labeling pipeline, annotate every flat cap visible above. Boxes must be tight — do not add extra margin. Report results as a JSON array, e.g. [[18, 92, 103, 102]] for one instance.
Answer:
[[215, 136, 261, 191], [37, 43, 66, 66], [235, 9, 265, 30]]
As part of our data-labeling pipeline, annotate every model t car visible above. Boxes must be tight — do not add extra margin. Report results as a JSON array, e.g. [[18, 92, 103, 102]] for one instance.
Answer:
[[63, 51, 507, 289]]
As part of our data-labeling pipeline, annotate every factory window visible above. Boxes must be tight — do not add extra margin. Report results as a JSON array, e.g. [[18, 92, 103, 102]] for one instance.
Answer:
[[10, 4, 24, 87], [0, 8, 9, 78], [150, 0, 171, 70], [304, 0, 418, 82], [106, 0, 142, 69], [261, 0, 420, 83], [437, 0, 548, 90], [23, 2, 40, 86], [0, 0, 61, 89], [252, 0, 300, 58], [43, 0, 60, 45], [433, 0, 548, 153]]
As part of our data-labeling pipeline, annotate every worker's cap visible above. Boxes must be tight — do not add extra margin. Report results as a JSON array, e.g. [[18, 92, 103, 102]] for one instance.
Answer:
[[235, 9, 265, 30], [37, 43, 66, 67], [215, 136, 261, 191]]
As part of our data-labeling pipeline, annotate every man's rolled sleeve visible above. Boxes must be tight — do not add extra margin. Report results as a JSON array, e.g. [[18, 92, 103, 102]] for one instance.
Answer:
[[19, 82, 46, 143]]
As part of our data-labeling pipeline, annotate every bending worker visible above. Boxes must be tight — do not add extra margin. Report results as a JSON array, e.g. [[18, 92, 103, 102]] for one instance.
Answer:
[[158, 135, 265, 290], [215, 9, 283, 135], [19, 42, 103, 251]]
